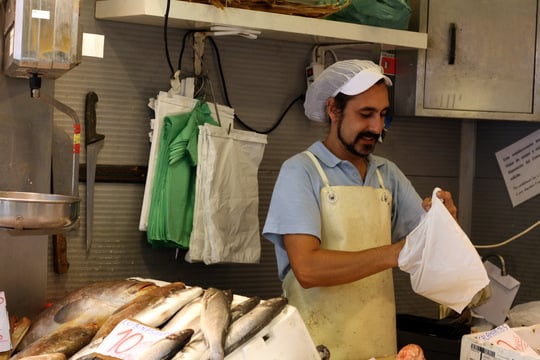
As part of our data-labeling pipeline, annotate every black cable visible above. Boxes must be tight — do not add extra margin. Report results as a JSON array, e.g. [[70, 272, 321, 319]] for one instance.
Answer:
[[163, 0, 174, 77], [177, 31, 195, 72], [207, 36, 303, 134]]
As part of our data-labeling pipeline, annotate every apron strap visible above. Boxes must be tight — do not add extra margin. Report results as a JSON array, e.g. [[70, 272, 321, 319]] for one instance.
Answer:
[[375, 168, 386, 190], [304, 151, 337, 202], [304, 150, 387, 191], [303, 151, 330, 185]]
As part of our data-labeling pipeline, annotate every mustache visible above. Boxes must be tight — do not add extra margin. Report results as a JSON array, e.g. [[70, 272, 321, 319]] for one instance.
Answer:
[[355, 131, 381, 141]]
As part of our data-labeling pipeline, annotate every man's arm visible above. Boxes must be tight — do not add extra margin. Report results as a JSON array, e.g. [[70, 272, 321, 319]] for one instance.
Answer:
[[284, 233, 404, 289]]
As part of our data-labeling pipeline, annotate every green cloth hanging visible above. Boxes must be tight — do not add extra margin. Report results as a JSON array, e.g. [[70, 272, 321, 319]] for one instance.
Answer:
[[147, 100, 218, 248]]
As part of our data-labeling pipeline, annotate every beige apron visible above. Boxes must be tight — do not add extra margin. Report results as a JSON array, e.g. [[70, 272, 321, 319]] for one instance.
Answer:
[[283, 151, 396, 360]]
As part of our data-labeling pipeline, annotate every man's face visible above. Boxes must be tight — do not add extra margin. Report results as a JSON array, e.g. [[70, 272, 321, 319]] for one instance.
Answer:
[[335, 83, 389, 158]]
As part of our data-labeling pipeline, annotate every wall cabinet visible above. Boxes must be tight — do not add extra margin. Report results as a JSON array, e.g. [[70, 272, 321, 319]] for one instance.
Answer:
[[395, 0, 540, 121]]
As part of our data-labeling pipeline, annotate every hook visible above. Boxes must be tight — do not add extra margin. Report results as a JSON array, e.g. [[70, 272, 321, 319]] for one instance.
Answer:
[[482, 253, 507, 276]]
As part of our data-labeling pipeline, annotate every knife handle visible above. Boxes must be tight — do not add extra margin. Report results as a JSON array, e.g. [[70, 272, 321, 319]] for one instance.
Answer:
[[53, 233, 69, 274], [85, 91, 105, 145]]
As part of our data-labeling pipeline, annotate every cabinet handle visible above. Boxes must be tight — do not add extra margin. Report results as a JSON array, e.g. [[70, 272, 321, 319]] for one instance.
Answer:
[[449, 23, 456, 65]]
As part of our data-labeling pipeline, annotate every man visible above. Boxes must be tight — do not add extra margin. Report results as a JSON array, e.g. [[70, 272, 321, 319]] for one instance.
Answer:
[[262, 59, 456, 359]]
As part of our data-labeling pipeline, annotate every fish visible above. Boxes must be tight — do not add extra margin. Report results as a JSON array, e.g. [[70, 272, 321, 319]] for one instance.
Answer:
[[73, 284, 198, 360], [133, 285, 203, 328], [68, 336, 104, 360], [162, 295, 260, 334], [10, 323, 99, 360], [200, 288, 233, 360], [224, 297, 288, 355], [134, 329, 194, 360], [127, 278, 172, 287], [230, 296, 260, 323], [72, 353, 121, 360], [92, 283, 192, 340], [16, 354, 67, 360], [170, 331, 207, 360], [10, 317, 32, 355], [161, 296, 204, 333], [19, 280, 158, 350]]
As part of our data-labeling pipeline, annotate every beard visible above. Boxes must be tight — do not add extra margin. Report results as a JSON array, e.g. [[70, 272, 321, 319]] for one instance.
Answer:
[[337, 117, 380, 157]]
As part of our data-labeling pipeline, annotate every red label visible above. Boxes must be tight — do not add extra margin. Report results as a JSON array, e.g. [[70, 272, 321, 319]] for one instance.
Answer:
[[380, 54, 396, 75]]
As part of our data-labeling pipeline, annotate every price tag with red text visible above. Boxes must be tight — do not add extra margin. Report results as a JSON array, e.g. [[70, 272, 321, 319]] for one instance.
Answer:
[[0, 292, 11, 352], [96, 319, 169, 360]]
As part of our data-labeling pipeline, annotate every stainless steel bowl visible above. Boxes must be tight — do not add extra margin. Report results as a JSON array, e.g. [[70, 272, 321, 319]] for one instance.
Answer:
[[0, 191, 80, 230]]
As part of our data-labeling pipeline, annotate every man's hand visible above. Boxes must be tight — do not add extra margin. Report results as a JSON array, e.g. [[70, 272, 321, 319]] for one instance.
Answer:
[[422, 189, 457, 220]]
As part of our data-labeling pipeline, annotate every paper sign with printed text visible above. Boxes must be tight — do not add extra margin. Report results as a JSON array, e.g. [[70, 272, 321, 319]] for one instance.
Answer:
[[96, 318, 169, 360], [495, 129, 540, 207]]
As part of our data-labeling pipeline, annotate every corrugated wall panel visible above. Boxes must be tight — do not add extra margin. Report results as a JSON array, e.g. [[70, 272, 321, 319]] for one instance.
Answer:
[[46, 0, 462, 318], [45, 0, 539, 323]]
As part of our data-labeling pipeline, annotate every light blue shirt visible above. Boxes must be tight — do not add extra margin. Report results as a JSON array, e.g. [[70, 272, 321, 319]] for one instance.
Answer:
[[262, 141, 424, 281]]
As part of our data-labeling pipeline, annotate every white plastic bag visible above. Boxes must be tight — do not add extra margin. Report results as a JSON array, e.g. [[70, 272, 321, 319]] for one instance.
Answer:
[[186, 123, 267, 264], [398, 187, 490, 313], [507, 301, 540, 327]]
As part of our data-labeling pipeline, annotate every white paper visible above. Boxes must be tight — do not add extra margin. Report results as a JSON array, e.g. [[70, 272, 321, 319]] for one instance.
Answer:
[[82, 33, 105, 58], [495, 129, 540, 207], [97, 319, 168, 360], [0, 292, 11, 352]]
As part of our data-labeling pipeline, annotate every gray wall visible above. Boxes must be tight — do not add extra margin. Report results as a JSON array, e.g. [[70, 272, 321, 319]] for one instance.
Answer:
[[0, 51, 54, 317], [1, 0, 539, 321]]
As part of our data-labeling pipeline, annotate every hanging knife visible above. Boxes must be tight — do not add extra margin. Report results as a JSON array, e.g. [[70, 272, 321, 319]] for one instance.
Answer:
[[85, 91, 105, 254]]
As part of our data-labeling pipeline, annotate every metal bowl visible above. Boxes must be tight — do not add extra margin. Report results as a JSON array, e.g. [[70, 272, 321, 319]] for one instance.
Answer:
[[0, 191, 80, 231]]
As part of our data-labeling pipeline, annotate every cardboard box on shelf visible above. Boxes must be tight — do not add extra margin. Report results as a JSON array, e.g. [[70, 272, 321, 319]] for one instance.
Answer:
[[460, 324, 540, 360]]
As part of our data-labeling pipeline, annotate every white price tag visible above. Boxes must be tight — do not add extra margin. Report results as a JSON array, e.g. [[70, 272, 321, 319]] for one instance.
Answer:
[[96, 319, 169, 360], [0, 292, 11, 352]]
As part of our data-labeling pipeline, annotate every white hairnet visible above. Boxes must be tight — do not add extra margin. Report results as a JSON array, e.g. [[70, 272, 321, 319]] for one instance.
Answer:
[[304, 59, 392, 122]]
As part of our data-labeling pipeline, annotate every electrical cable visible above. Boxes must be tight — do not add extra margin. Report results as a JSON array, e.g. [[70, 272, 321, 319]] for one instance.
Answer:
[[474, 219, 540, 249], [178, 30, 195, 72], [164, 0, 174, 77], [206, 36, 303, 134]]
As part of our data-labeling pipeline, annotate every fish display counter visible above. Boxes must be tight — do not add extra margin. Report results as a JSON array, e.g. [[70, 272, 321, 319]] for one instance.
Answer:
[[2, 278, 321, 360]]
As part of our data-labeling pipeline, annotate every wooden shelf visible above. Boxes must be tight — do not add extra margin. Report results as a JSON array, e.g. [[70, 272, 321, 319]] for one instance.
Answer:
[[95, 0, 427, 49]]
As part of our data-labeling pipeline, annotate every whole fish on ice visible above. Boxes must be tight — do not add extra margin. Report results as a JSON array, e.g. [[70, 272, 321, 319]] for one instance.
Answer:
[[10, 323, 99, 360], [71, 283, 200, 360], [200, 288, 232, 360], [161, 296, 203, 333], [92, 282, 193, 340], [172, 295, 267, 360], [132, 285, 203, 328], [13, 354, 67, 360], [230, 297, 260, 323], [134, 329, 194, 360], [224, 297, 288, 355], [170, 331, 207, 360], [18, 280, 157, 350]]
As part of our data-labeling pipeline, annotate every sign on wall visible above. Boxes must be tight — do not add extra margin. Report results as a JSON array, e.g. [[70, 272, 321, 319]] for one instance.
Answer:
[[495, 129, 540, 207]]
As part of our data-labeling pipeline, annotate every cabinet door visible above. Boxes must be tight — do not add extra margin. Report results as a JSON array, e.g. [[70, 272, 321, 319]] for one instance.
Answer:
[[423, 0, 537, 113]]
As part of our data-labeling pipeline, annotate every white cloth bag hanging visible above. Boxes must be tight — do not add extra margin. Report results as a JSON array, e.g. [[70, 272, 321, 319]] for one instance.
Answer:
[[186, 123, 267, 264], [139, 92, 234, 231], [398, 187, 490, 313]]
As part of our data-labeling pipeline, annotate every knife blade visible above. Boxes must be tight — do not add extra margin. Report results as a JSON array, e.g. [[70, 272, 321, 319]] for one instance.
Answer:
[[85, 91, 105, 254]]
